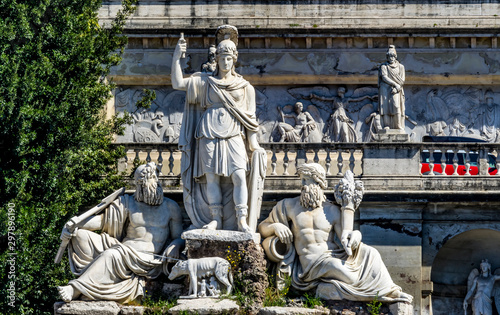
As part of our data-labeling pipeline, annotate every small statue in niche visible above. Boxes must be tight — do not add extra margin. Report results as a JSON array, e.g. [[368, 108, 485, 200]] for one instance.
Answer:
[[56, 162, 185, 303], [259, 163, 413, 303], [477, 91, 500, 142], [378, 45, 406, 131], [464, 259, 500, 315], [201, 45, 217, 73], [276, 102, 317, 142], [311, 87, 373, 142]]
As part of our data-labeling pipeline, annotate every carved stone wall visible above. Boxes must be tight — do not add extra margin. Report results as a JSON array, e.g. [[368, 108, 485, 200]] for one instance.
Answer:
[[101, 2, 500, 314], [115, 83, 500, 144]]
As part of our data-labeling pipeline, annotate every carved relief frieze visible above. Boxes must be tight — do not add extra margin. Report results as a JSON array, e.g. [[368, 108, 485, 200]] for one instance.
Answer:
[[115, 85, 500, 144], [115, 88, 185, 143]]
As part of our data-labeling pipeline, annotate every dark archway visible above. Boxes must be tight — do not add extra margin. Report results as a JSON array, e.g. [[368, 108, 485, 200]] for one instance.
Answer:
[[431, 229, 500, 315], [431, 229, 500, 286]]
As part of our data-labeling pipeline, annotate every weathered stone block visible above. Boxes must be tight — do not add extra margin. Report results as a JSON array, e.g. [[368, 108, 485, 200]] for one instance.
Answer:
[[182, 229, 260, 244], [258, 306, 329, 315], [54, 301, 121, 315], [120, 306, 145, 315], [388, 302, 414, 315], [167, 298, 239, 315]]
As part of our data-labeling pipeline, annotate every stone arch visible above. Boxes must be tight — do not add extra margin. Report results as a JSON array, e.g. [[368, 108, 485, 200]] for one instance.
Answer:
[[431, 228, 500, 286], [430, 229, 500, 315]]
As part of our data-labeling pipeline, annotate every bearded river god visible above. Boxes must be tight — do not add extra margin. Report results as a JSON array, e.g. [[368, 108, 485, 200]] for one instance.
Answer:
[[259, 163, 413, 303], [56, 162, 184, 303], [171, 25, 266, 233]]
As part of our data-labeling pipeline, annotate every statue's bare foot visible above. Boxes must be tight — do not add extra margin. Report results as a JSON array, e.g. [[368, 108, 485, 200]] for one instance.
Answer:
[[393, 290, 413, 303], [237, 217, 251, 233], [399, 291, 413, 303], [57, 285, 75, 302], [202, 220, 219, 230]]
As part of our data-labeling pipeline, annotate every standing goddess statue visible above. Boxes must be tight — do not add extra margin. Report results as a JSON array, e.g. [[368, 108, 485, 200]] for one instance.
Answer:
[[171, 25, 266, 233]]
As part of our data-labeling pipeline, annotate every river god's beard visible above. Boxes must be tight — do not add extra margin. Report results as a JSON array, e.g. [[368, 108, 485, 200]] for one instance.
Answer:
[[300, 183, 326, 210], [135, 175, 163, 206]]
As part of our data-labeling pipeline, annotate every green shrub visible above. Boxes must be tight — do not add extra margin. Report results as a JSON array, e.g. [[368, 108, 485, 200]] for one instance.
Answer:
[[0, 0, 137, 313]]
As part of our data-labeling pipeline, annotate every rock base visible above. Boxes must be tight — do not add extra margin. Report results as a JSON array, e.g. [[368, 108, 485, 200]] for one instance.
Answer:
[[183, 229, 268, 314], [388, 301, 414, 315], [324, 300, 414, 315], [168, 298, 239, 314], [54, 300, 413, 315], [259, 306, 329, 315], [54, 301, 123, 315]]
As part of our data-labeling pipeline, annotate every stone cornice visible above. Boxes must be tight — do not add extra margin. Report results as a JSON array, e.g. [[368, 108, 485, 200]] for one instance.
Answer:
[[109, 74, 500, 86]]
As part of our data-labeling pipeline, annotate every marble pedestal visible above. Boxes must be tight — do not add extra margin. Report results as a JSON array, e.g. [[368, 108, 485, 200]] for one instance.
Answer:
[[181, 229, 267, 313]]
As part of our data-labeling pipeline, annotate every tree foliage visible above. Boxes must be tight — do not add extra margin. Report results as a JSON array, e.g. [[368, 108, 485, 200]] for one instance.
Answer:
[[0, 0, 136, 313]]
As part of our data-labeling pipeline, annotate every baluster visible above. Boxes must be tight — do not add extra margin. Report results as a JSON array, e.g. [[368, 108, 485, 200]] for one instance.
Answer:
[[360, 149, 364, 176], [271, 149, 277, 176], [134, 149, 141, 166], [464, 150, 471, 176], [325, 148, 332, 175], [295, 148, 307, 170], [428, 149, 435, 176], [146, 149, 152, 163], [496, 148, 500, 176], [168, 149, 175, 176], [313, 149, 319, 164], [419, 148, 423, 175], [479, 148, 489, 176], [124, 150, 129, 173], [157, 149, 164, 175], [117, 149, 130, 174], [283, 149, 289, 176], [452, 149, 459, 176], [337, 150, 343, 176], [349, 149, 355, 173], [440, 149, 447, 176]]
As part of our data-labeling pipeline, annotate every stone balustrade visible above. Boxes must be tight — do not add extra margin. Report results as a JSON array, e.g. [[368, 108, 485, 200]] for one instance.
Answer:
[[114, 142, 500, 194]]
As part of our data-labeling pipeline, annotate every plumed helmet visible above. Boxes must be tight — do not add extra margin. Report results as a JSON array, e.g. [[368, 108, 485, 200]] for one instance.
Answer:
[[386, 44, 397, 58], [215, 25, 238, 59]]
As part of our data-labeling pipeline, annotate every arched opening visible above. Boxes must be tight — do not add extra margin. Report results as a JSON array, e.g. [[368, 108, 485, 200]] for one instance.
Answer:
[[431, 229, 500, 315]]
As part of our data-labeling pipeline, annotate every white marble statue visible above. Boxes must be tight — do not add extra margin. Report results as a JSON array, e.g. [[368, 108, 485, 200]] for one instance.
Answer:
[[464, 259, 500, 315], [277, 102, 317, 142], [379, 45, 406, 131], [171, 25, 266, 233], [168, 257, 233, 298], [56, 162, 184, 303], [259, 163, 413, 303]]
